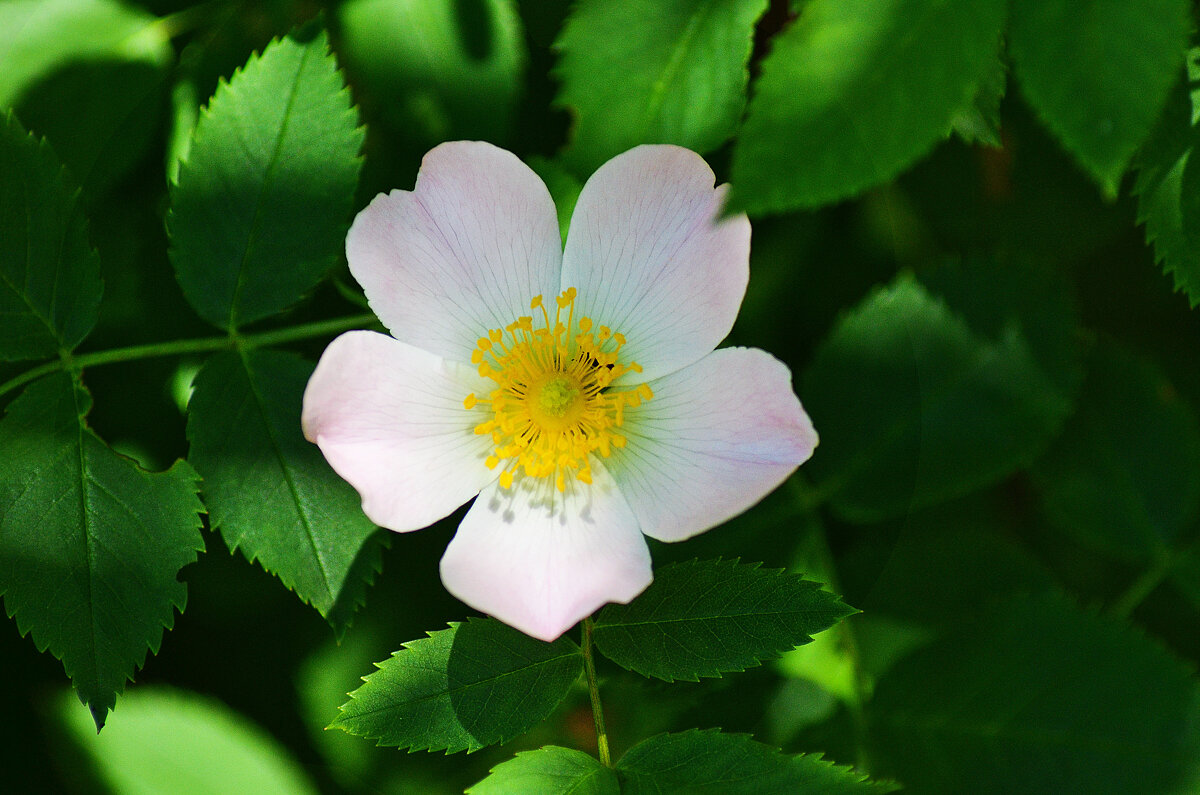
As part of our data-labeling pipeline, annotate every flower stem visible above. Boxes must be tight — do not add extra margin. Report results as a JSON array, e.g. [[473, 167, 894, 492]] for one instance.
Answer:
[[581, 617, 612, 767], [0, 313, 378, 400]]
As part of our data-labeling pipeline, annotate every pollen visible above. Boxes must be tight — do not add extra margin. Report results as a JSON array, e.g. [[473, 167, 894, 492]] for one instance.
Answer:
[[466, 288, 653, 492]]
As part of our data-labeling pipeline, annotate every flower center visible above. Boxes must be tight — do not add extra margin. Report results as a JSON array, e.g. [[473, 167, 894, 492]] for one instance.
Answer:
[[464, 287, 653, 492]]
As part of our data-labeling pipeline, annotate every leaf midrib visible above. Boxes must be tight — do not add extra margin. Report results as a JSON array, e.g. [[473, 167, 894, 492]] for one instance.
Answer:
[[235, 349, 335, 605], [226, 43, 311, 330]]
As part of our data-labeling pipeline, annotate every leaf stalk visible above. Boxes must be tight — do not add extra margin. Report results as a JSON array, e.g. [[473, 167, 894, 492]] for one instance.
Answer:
[[581, 617, 612, 767]]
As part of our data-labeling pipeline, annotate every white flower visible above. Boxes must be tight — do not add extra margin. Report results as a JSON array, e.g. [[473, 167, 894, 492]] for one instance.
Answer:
[[302, 142, 818, 641]]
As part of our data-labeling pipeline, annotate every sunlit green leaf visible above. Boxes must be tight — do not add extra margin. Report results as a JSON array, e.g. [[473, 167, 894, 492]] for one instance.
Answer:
[[554, 0, 767, 174], [1135, 61, 1200, 309], [0, 112, 102, 361], [1031, 342, 1200, 562], [731, 0, 1006, 214], [331, 618, 582, 753], [593, 559, 854, 682], [168, 25, 364, 330], [338, 0, 525, 148], [58, 686, 319, 795], [870, 592, 1200, 794], [186, 350, 382, 635], [0, 373, 204, 729], [0, 0, 170, 107], [469, 747, 618, 794], [803, 269, 1075, 522], [617, 729, 898, 793], [1009, 0, 1188, 196]]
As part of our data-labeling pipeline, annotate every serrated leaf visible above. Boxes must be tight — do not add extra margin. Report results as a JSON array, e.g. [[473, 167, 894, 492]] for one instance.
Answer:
[[1031, 342, 1200, 562], [731, 0, 1006, 214], [58, 686, 319, 795], [554, 0, 767, 175], [1135, 58, 1200, 308], [593, 559, 854, 682], [338, 0, 525, 147], [617, 729, 898, 794], [1009, 0, 1189, 196], [331, 618, 582, 753], [951, 51, 1006, 148], [168, 25, 363, 330], [0, 372, 205, 729], [0, 112, 102, 361], [468, 746, 618, 795], [186, 349, 382, 636], [870, 592, 1200, 794], [803, 268, 1076, 522]]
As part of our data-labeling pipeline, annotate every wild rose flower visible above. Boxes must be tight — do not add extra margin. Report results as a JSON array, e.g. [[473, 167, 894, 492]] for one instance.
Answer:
[[302, 142, 818, 641]]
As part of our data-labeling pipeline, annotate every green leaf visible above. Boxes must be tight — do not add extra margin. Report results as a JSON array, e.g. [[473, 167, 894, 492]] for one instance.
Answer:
[[469, 747, 618, 794], [0, 112, 102, 360], [0, 0, 170, 107], [951, 51, 1006, 148], [168, 25, 364, 330], [593, 559, 855, 682], [731, 0, 1006, 214], [527, 156, 582, 244], [554, 0, 768, 174], [0, 0, 171, 196], [331, 618, 582, 753], [0, 373, 204, 729], [616, 729, 898, 794], [1031, 342, 1200, 562], [802, 269, 1076, 522], [1009, 0, 1189, 197], [1135, 59, 1200, 309], [870, 592, 1200, 794], [185, 350, 382, 636], [58, 686, 319, 795], [338, 0, 525, 147]]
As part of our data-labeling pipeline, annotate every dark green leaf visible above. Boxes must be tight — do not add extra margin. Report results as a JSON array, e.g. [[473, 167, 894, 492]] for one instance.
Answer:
[[1135, 60, 1200, 308], [186, 350, 382, 635], [616, 729, 898, 794], [1031, 342, 1200, 561], [469, 747, 618, 794], [554, 0, 767, 174], [1009, 0, 1189, 196], [870, 592, 1200, 794], [951, 51, 1006, 148], [0, 112, 102, 360], [337, 0, 525, 148], [803, 270, 1075, 522], [168, 26, 364, 330], [58, 686, 319, 794], [731, 0, 1006, 214], [593, 559, 855, 682], [0, 373, 204, 729], [331, 618, 582, 753]]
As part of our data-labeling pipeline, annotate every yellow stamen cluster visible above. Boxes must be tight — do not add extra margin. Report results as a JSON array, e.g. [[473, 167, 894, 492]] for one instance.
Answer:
[[464, 288, 653, 492]]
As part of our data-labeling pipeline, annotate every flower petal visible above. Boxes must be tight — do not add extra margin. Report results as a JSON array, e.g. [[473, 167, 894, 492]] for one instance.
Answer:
[[346, 141, 563, 365], [560, 145, 750, 382], [439, 460, 652, 641], [607, 347, 818, 543], [302, 330, 496, 531]]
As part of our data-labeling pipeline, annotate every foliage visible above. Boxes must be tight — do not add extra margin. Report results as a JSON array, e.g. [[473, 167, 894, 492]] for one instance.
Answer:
[[2, 1, 1200, 793]]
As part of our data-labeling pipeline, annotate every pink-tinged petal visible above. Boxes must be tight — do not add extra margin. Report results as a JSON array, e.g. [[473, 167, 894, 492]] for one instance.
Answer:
[[560, 145, 750, 382], [302, 330, 496, 532], [607, 347, 817, 543], [440, 460, 652, 641], [346, 141, 563, 365]]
